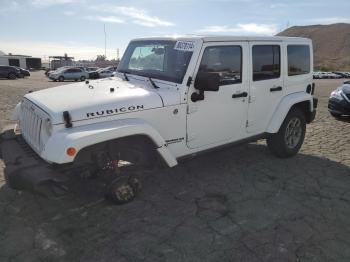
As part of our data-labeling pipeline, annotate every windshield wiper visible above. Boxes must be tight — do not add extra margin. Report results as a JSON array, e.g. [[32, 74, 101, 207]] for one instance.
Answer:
[[149, 77, 159, 89]]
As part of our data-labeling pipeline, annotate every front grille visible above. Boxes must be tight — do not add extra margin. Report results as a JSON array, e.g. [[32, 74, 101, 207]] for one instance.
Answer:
[[19, 99, 47, 153]]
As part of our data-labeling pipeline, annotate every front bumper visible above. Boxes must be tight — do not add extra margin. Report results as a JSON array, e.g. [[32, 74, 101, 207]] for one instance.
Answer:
[[0, 127, 68, 196], [328, 97, 350, 115]]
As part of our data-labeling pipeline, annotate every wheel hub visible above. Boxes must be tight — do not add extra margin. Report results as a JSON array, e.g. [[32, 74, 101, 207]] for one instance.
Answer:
[[284, 117, 302, 149]]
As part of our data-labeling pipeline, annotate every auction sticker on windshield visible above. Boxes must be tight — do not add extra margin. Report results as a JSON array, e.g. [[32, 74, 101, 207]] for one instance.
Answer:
[[174, 41, 195, 52]]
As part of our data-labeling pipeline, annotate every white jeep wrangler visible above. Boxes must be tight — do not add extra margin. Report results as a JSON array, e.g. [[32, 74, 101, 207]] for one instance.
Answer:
[[1, 36, 317, 203]]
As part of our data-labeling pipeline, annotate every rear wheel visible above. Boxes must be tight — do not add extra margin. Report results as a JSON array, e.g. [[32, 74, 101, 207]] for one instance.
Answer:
[[80, 76, 86, 81], [267, 108, 306, 158], [8, 73, 16, 79]]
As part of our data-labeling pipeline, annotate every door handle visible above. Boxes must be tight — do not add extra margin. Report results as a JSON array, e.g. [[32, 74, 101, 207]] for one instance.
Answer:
[[232, 92, 248, 98], [270, 86, 282, 92]]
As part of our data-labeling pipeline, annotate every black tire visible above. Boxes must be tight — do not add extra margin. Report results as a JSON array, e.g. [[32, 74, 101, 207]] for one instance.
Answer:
[[106, 175, 141, 204], [330, 112, 341, 118], [8, 73, 16, 80], [267, 108, 306, 158], [58, 76, 64, 82], [80, 76, 86, 81]]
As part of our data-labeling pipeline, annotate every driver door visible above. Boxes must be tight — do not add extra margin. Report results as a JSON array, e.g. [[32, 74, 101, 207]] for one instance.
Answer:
[[186, 42, 249, 149]]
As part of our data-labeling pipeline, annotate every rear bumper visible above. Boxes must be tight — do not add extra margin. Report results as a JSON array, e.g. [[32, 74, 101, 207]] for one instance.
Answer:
[[1, 127, 68, 196]]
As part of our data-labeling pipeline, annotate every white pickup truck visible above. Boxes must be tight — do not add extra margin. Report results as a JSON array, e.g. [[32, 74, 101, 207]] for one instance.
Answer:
[[1, 36, 317, 203]]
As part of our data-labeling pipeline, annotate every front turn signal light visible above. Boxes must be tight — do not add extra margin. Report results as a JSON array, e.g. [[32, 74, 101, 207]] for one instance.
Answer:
[[66, 147, 77, 157]]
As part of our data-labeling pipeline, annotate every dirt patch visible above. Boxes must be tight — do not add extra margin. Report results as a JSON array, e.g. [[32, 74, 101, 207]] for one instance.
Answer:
[[0, 73, 349, 261]]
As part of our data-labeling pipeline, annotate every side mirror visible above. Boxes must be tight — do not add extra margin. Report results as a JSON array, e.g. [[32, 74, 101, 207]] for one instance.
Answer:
[[194, 72, 220, 92], [191, 72, 220, 102]]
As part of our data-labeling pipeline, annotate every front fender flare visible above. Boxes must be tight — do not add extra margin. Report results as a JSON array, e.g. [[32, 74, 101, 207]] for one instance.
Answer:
[[41, 119, 178, 167], [266, 92, 314, 133]]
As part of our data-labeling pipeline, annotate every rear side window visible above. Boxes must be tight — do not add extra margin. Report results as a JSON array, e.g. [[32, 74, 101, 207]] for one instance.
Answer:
[[287, 45, 310, 76], [199, 46, 242, 86], [253, 45, 280, 81]]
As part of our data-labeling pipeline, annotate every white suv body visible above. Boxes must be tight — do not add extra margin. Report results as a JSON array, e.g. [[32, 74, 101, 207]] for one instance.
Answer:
[[9, 36, 317, 171]]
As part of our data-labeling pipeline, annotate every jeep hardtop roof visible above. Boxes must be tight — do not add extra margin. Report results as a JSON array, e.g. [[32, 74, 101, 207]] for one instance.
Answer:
[[131, 35, 311, 43]]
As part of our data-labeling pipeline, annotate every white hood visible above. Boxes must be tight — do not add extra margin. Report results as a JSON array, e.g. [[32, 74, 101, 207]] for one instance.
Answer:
[[24, 77, 179, 124]]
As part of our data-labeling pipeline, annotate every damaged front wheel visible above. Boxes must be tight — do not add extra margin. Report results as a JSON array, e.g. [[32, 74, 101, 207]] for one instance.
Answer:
[[105, 174, 141, 204]]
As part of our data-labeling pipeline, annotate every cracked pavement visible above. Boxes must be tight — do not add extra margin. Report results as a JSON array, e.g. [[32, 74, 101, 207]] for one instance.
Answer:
[[0, 73, 349, 261]]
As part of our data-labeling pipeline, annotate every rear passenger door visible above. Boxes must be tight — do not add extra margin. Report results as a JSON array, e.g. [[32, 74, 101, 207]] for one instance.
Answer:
[[247, 43, 284, 134]]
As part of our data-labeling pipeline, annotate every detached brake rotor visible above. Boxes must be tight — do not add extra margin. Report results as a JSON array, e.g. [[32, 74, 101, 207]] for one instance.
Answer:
[[105, 175, 141, 205]]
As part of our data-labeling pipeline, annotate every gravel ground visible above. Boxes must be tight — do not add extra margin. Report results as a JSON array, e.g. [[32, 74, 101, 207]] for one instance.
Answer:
[[0, 72, 350, 262]]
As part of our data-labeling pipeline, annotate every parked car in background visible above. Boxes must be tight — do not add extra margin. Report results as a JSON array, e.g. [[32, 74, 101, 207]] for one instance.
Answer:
[[335, 72, 350, 78], [88, 69, 99, 79], [315, 72, 342, 79], [0, 66, 21, 79], [14, 67, 30, 77], [48, 67, 89, 82], [45, 66, 70, 76], [98, 68, 116, 78], [313, 72, 322, 79], [106, 66, 118, 71], [45, 68, 53, 76], [85, 67, 99, 72], [328, 81, 350, 117], [88, 67, 115, 79]]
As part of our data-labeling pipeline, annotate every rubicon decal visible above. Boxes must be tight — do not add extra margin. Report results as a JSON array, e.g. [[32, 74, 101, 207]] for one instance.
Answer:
[[86, 105, 144, 118]]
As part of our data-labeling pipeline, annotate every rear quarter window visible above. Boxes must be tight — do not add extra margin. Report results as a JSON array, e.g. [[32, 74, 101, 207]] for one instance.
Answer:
[[287, 45, 310, 76]]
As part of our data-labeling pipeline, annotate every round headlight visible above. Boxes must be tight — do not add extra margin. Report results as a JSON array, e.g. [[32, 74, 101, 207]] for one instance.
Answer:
[[44, 118, 53, 136]]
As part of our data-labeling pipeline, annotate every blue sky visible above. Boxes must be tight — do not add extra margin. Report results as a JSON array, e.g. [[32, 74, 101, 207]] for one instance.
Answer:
[[1, 0, 350, 60]]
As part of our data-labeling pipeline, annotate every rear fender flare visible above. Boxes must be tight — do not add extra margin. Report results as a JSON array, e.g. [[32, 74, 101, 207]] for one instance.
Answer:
[[266, 92, 314, 133]]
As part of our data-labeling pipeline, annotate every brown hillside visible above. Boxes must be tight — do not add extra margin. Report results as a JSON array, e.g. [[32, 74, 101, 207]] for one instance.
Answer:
[[278, 23, 350, 70]]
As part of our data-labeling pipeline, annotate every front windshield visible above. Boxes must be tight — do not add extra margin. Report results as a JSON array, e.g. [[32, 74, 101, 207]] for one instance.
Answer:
[[118, 40, 193, 84]]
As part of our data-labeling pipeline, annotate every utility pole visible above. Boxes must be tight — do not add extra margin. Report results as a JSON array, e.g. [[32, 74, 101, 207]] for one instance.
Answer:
[[286, 20, 290, 30], [104, 24, 107, 58]]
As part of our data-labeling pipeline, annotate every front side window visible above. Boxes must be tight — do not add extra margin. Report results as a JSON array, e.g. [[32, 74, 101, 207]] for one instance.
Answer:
[[287, 45, 310, 76], [198, 46, 242, 86], [118, 40, 193, 84], [253, 45, 280, 81]]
